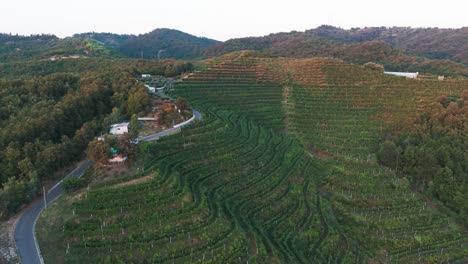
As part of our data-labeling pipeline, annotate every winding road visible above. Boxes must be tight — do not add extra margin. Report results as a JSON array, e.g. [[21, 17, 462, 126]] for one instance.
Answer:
[[15, 81, 201, 264]]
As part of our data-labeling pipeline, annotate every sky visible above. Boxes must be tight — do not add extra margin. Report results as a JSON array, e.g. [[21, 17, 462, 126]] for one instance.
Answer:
[[2, 0, 467, 41]]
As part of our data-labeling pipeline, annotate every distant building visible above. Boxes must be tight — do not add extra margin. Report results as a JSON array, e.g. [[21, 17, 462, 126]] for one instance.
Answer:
[[384, 72, 419, 79], [109, 122, 129, 135], [438, 75, 445, 81], [138, 117, 158, 121], [141, 74, 151, 78]]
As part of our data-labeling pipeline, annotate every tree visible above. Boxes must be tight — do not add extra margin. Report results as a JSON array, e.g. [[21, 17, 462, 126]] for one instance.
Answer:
[[119, 134, 137, 161], [364, 62, 384, 72], [129, 114, 140, 138], [376, 140, 400, 170], [109, 107, 123, 124], [86, 139, 111, 166], [175, 97, 188, 112], [164, 65, 175, 77], [127, 87, 150, 116]]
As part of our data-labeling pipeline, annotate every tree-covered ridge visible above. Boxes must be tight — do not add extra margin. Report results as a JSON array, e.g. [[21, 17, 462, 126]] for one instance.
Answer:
[[118, 28, 219, 59], [75, 29, 220, 59], [305, 25, 468, 65], [73, 32, 132, 49], [377, 91, 468, 225], [0, 34, 118, 63], [202, 31, 468, 77]]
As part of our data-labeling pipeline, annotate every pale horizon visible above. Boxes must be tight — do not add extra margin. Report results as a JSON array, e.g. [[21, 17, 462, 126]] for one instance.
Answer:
[[2, 0, 467, 41]]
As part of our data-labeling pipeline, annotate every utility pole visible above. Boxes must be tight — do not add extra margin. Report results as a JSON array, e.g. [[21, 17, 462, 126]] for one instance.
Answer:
[[43, 186, 47, 209]]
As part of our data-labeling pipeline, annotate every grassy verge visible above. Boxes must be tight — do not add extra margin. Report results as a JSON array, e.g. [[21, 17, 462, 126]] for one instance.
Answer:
[[36, 193, 78, 263]]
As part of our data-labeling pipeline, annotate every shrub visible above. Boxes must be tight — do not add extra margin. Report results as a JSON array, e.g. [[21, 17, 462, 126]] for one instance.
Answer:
[[62, 177, 84, 192], [364, 62, 384, 72]]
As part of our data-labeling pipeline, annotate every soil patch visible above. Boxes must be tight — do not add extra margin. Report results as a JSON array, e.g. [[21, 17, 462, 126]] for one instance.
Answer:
[[110, 175, 153, 189]]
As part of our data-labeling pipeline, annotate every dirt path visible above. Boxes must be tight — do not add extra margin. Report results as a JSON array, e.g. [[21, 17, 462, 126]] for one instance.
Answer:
[[110, 175, 153, 189]]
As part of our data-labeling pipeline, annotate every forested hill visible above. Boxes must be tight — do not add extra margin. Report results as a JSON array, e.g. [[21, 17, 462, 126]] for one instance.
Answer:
[[202, 28, 468, 77], [73, 32, 132, 49], [0, 33, 118, 63], [75, 28, 220, 59], [306, 25, 468, 65]]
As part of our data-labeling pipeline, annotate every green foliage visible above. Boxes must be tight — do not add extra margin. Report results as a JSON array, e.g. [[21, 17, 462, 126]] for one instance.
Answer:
[[31, 54, 468, 263], [0, 65, 163, 218], [203, 29, 468, 77], [62, 177, 84, 192], [127, 85, 150, 116], [378, 91, 468, 224], [175, 97, 188, 112], [86, 139, 111, 166], [129, 114, 139, 138], [376, 141, 401, 170], [117, 28, 219, 59], [164, 62, 194, 77]]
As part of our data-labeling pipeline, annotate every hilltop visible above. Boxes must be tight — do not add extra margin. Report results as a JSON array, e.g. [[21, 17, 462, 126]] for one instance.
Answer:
[[306, 25, 468, 64], [75, 28, 220, 59], [0, 33, 118, 63]]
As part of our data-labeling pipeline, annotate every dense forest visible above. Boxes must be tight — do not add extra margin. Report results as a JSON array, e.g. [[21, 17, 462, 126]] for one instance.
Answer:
[[0, 33, 118, 63], [305, 25, 468, 64], [0, 71, 152, 218], [75, 29, 219, 59], [378, 91, 468, 225]]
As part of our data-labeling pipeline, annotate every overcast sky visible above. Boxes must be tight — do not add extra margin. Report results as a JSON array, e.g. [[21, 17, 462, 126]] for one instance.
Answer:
[[2, 0, 466, 41]]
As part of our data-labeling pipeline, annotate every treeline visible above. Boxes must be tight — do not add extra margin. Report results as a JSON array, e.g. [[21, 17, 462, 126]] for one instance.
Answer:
[[164, 62, 194, 77], [377, 91, 468, 225], [305, 25, 468, 65], [0, 71, 150, 219], [0, 57, 188, 79]]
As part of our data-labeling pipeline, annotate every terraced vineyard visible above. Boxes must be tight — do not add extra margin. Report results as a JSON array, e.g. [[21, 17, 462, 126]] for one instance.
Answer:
[[39, 52, 468, 263]]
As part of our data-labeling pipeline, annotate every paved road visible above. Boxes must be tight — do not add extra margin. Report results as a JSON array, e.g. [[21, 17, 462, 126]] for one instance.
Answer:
[[15, 160, 93, 264], [139, 110, 202, 142], [15, 90, 201, 264]]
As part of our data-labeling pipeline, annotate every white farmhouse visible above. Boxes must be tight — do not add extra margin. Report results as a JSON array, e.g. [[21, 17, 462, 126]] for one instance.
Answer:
[[109, 122, 130, 135], [384, 72, 419, 79]]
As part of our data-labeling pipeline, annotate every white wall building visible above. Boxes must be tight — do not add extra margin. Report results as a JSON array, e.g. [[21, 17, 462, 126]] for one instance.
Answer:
[[384, 72, 419, 79], [109, 122, 130, 135]]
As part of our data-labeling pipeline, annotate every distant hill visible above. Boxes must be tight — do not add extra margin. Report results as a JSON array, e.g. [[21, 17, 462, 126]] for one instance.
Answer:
[[306, 25, 468, 65], [73, 32, 132, 50], [202, 29, 468, 77], [75, 28, 220, 59], [0, 33, 119, 63]]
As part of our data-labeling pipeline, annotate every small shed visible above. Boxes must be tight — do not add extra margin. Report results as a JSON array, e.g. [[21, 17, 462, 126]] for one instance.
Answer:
[[141, 74, 151, 78], [109, 154, 127, 163], [109, 122, 129, 135]]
